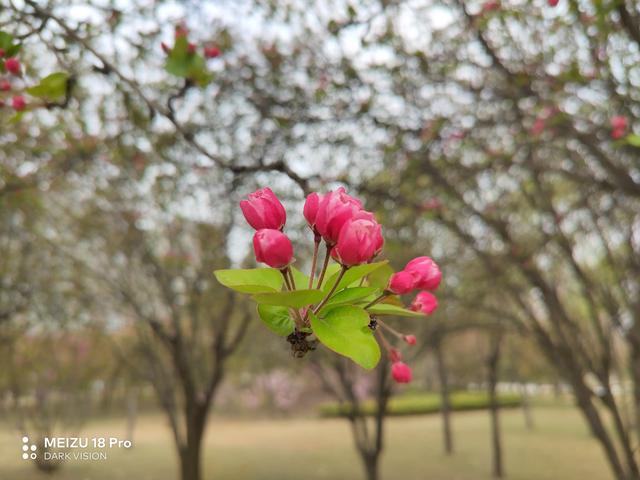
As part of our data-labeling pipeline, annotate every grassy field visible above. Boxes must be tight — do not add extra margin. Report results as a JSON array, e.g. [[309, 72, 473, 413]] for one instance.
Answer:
[[319, 391, 522, 417], [0, 405, 613, 480]]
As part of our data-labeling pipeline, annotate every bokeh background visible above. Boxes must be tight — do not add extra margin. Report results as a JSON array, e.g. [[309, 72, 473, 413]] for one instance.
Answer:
[[2, 0, 640, 479]]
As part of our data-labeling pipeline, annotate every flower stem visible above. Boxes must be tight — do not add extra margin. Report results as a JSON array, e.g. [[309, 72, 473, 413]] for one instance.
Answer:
[[287, 267, 297, 290], [281, 269, 292, 291], [364, 292, 390, 310], [378, 319, 404, 339], [315, 243, 332, 289], [308, 236, 321, 290], [289, 308, 304, 329], [313, 265, 347, 315], [375, 328, 393, 353]]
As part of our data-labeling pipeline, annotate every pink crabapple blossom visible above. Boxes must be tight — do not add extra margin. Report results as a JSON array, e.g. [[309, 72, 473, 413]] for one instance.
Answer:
[[4, 58, 20, 75], [252, 229, 294, 269], [204, 46, 221, 59], [404, 335, 417, 346], [303, 191, 324, 234], [313, 187, 363, 244], [404, 256, 441, 290], [232, 186, 440, 383], [331, 215, 383, 266], [389, 348, 402, 363], [410, 291, 439, 315], [388, 271, 416, 294], [611, 116, 628, 139], [11, 95, 25, 111], [391, 362, 412, 383], [240, 187, 287, 231]]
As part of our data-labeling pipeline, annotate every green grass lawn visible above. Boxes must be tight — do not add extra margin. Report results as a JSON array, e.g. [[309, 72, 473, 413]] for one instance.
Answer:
[[0, 405, 613, 480], [319, 391, 522, 417]]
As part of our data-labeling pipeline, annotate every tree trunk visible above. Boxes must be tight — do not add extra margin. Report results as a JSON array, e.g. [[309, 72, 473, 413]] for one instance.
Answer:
[[435, 342, 454, 455], [629, 342, 640, 442], [361, 453, 380, 480], [126, 387, 138, 443], [179, 445, 202, 480], [520, 383, 534, 431], [179, 407, 206, 480], [488, 334, 503, 479], [179, 436, 203, 480]]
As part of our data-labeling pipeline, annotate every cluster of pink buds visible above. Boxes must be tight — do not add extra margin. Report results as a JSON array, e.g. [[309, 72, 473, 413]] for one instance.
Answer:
[[161, 24, 222, 60], [611, 116, 628, 140], [217, 186, 442, 384], [0, 48, 25, 111], [242, 187, 385, 271]]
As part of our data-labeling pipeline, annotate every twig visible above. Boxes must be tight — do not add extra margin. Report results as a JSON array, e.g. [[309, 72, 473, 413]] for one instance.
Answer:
[[313, 266, 347, 314]]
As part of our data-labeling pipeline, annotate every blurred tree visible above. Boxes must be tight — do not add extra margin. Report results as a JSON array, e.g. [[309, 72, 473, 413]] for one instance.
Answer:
[[5, 1, 640, 480], [71, 204, 251, 480], [314, 356, 392, 480]]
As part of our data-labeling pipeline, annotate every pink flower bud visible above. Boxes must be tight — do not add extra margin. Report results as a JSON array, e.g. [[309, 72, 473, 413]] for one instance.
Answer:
[[5, 58, 20, 75], [391, 362, 412, 383], [303, 192, 324, 232], [253, 229, 293, 269], [611, 116, 628, 139], [404, 256, 441, 290], [389, 348, 402, 363], [240, 187, 287, 230], [204, 46, 221, 59], [0, 48, 5, 57], [0, 79, 10, 91], [548, 0, 559, 6], [531, 118, 545, 136], [388, 271, 416, 294], [187, 42, 196, 54], [410, 291, 438, 316], [611, 116, 628, 131], [11, 95, 25, 111], [314, 187, 362, 244], [421, 197, 442, 212], [612, 128, 626, 140], [331, 215, 383, 266], [404, 335, 417, 346], [481, 0, 500, 13]]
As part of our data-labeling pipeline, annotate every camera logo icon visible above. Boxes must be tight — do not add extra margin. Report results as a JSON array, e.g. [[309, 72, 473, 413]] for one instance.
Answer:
[[21, 436, 37, 460]]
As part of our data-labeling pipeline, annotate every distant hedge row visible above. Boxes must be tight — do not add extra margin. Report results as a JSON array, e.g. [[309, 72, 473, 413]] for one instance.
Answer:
[[319, 391, 522, 418]]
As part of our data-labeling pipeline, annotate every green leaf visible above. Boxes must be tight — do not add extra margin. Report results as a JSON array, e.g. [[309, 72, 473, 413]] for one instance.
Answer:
[[366, 264, 394, 289], [165, 36, 212, 86], [310, 306, 380, 370], [624, 134, 640, 147], [0, 32, 12, 49], [26, 72, 69, 101], [252, 289, 324, 308], [323, 261, 388, 293], [256, 304, 295, 336], [0, 31, 18, 51], [319, 263, 342, 288], [367, 303, 424, 318], [213, 268, 283, 293], [290, 266, 310, 289], [324, 287, 378, 308], [5, 43, 20, 58]]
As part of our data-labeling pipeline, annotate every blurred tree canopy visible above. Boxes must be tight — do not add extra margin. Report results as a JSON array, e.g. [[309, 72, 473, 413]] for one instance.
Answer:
[[2, 1, 640, 480]]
